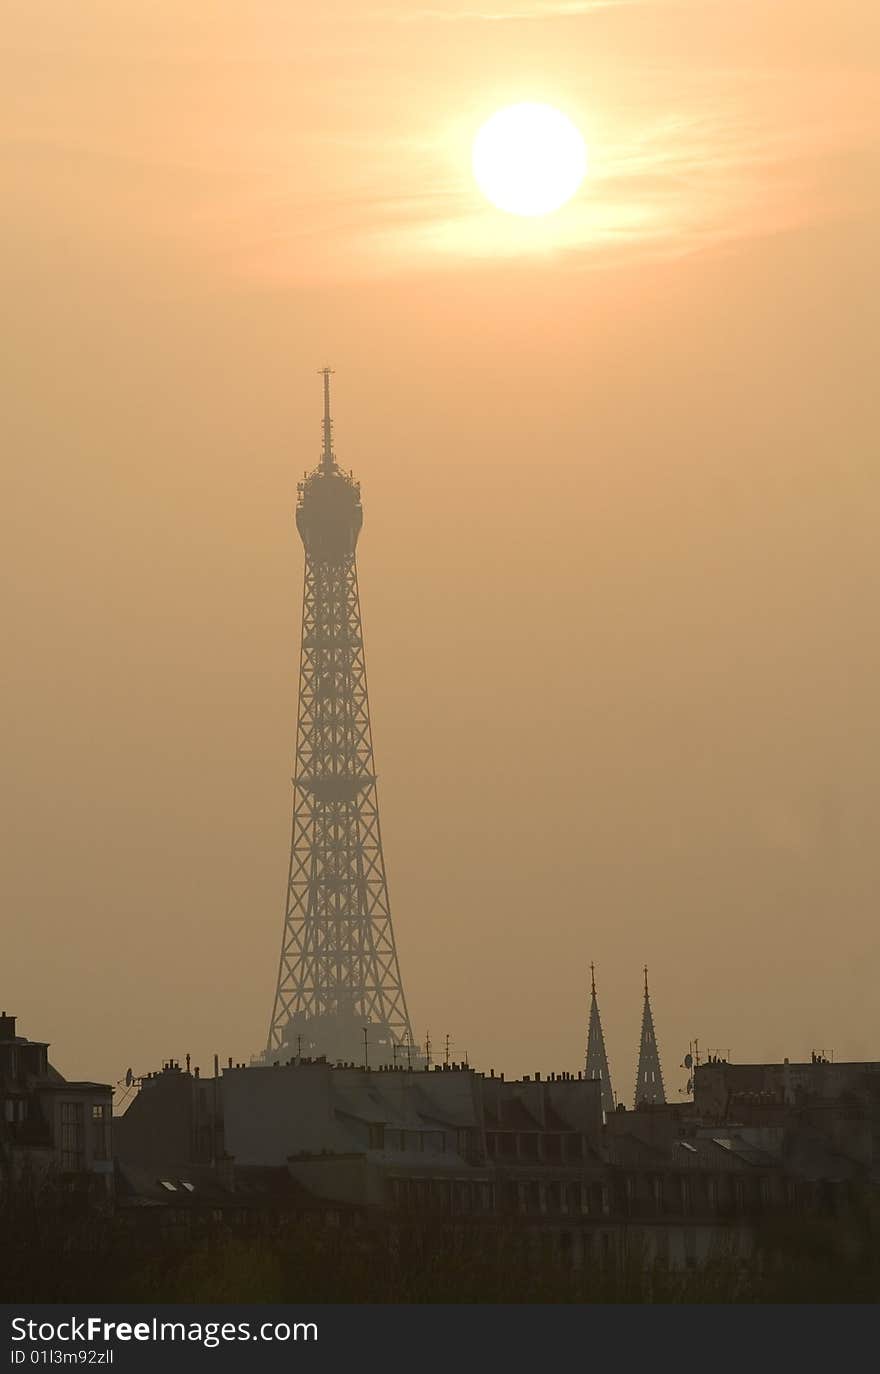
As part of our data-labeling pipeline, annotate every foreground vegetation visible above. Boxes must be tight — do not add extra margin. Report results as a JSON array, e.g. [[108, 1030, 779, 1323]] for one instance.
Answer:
[[2, 1185, 878, 1303]]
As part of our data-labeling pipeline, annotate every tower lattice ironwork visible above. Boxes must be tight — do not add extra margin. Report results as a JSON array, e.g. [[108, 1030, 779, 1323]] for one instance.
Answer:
[[266, 370, 414, 1065]]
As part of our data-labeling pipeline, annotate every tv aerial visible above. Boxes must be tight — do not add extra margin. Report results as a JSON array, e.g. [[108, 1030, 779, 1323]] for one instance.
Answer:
[[116, 1067, 143, 1104], [679, 1041, 699, 1098]]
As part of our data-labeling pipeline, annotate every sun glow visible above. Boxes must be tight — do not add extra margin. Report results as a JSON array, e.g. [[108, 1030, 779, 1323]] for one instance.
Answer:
[[472, 103, 588, 218]]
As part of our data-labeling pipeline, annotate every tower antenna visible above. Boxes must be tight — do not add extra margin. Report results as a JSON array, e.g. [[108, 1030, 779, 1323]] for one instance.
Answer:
[[319, 366, 335, 471]]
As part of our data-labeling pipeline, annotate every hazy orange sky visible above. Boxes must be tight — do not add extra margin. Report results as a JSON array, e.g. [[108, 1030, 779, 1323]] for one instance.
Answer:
[[3, 1, 880, 1097]]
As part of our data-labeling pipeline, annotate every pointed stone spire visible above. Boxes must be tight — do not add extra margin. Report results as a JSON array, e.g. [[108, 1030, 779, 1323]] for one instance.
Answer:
[[585, 962, 615, 1116], [634, 966, 666, 1107]]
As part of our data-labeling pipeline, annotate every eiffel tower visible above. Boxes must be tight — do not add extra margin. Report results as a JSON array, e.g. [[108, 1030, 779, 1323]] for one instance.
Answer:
[[634, 966, 666, 1106], [266, 370, 415, 1065], [584, 963, 615, 1116]]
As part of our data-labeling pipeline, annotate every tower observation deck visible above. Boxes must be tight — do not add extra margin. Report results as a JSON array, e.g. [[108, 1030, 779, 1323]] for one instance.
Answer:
[[266, 370, 415, 1066]]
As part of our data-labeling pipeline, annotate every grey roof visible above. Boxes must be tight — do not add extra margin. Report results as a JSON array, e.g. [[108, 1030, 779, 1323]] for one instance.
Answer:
[[115, 1161, 316, 1208]]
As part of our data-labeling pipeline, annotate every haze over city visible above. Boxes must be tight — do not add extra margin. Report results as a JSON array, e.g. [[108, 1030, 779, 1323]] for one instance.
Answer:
[[3, 0, 879, 1094]]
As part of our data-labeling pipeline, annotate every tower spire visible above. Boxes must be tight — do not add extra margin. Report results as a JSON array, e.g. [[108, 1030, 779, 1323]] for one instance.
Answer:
[[585, 962, 615, 1116], [319, 366, 335, 471], [634, 965, 666, 1106]]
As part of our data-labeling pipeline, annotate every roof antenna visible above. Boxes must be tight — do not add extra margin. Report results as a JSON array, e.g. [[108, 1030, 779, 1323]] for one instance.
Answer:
[[319, 366, 335, 471]]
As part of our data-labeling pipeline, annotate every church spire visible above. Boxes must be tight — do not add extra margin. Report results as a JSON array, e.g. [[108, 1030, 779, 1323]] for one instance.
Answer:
[[585, 962, 615, 1116], [634, 965, 666, 1106]]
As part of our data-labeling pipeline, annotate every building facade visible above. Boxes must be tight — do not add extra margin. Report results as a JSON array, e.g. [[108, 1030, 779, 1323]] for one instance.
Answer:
[[113, 1051, 875, 1269], [0, 1012, 113, 1199]]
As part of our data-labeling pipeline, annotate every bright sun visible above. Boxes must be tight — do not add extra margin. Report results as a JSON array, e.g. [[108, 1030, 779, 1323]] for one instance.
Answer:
[[472, 103, 587, 218]]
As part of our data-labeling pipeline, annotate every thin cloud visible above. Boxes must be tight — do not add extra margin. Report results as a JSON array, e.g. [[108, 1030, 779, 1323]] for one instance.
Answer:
[[390, 1, 647, 19], [322, 90, 875, 280]]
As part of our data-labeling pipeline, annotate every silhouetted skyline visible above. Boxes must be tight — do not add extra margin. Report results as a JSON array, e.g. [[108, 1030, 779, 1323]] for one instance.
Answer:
[[3, 1, 879, 1091]]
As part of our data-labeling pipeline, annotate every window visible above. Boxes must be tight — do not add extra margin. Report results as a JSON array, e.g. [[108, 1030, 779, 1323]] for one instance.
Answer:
[[60, 1101, 84, 1171], [521, 1132, 539, 1159], [566, 1134, 584, 1163], [457, 1129, 472, 1156], [92, 1102, 110, 1160]]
